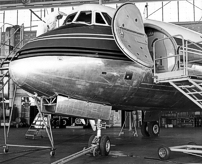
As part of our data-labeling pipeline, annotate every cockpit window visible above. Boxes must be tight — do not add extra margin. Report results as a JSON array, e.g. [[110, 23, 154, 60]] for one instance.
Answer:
[[63, 12, 77, 25], [95, 12, 105, 24], [102, 12, 112, 25], [75, 11, 92, 24]]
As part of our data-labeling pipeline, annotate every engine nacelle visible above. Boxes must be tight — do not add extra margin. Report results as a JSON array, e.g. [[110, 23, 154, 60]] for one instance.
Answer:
[[42, 95, 112, 120]]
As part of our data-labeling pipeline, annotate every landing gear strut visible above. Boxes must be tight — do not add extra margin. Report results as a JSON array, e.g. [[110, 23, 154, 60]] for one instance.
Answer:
[[88, 119, 111, 156], [141, 121, 160, 137]]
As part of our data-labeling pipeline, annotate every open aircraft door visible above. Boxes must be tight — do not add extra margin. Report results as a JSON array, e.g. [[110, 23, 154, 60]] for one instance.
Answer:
[[112, 3, 153, 68]]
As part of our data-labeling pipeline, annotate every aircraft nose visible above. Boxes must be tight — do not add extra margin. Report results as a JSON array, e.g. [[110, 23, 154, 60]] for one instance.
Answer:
[[9, 57, 56, 97], [9, 59, 29, 87]]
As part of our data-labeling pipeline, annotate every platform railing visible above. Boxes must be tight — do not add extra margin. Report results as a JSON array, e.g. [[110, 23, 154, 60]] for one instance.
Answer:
[[0, 23, 24, 66], [153, 34, 202, 83]]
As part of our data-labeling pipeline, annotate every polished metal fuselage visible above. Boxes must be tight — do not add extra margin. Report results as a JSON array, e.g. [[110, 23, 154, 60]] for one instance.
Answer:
[[9, 55, 198, 111], [9, 22, 200, 112]]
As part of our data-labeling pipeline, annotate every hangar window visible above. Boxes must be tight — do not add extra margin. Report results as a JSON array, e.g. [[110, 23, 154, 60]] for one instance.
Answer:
[[95, 12, 105, 24], [102, 12, 111, 25], [63, 12, 77, 25], [75, 11, 92, 24]]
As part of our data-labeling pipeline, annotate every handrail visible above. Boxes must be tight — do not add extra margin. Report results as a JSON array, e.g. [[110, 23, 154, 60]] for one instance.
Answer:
[[153, 33, 202, 82], [0, 24, 24, 67], [0, 34, 24, 67], [153, 34, 185, 75], [0, 24, 23, 49]]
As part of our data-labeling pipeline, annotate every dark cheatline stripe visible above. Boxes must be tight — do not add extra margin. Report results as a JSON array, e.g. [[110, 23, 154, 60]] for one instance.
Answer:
[[17, 24, 131, 61], [17, 47, 131, 61]]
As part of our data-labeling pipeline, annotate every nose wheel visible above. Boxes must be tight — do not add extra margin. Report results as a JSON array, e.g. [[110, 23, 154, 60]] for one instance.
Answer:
[[88, 119, 111, 156], [100, 135, 110, 156]]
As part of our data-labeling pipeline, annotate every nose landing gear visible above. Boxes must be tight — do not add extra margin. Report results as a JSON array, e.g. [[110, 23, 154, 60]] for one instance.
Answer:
[[88, 119, 111, 156]]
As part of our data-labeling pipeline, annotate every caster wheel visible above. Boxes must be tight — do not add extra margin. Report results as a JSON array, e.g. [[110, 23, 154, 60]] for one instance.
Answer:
[[3, 147, 9, 153], [158, 145, 170, 160], [50, 150, 55, 157], [100, 135, 111, 156]]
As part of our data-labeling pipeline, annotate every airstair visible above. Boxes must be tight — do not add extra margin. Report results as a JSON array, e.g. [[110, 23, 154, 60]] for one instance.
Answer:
[[153, 35, 202, 110], [153, 34, 202, 160]]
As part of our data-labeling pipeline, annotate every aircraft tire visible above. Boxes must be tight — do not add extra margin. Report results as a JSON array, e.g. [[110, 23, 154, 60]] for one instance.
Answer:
[[88, 134, 96, 156], [148, 121, 160, 137], [141, 122, 150, 137], [100, 135, 111, 156], [158, 145, 170, 160]]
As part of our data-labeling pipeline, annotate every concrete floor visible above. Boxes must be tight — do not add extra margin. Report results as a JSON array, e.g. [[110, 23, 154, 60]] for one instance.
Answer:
[[0, 126, 202, 164]]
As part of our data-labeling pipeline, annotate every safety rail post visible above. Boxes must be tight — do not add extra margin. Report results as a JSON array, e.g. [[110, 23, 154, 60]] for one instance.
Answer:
[[20, 24, 24, 49], [185, 40, 188, 76], [2, 76, 6, 147]]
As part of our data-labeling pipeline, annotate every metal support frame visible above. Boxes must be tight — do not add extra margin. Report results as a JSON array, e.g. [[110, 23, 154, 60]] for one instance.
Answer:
[[1, 23, 55, 156], [34, 96, 55, 152], [170, 145, 202, 157], [7, 84, 17, 137], [2, 96, 55, 155]]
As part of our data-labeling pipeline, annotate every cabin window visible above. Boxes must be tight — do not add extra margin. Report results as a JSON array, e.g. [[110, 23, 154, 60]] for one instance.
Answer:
[[63, 12, 77, 25], [95, 12, 105, 24], [75, 11, 92, 24], [102, 12, 112, 25]]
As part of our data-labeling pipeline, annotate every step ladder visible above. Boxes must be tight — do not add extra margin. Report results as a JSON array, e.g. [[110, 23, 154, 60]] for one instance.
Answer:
[[25, 113, 50, 139], [169, 78, 202, 109]]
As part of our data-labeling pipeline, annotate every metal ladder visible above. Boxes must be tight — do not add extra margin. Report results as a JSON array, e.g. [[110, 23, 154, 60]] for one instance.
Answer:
[[0, 23, 24, 134], [170, 79, 202, 109], [25, 113, 49, 139], [1, 24, 55, 156], [153, 35, 202, 109]]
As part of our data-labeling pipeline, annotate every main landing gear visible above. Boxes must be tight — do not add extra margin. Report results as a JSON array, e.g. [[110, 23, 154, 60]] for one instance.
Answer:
[[88, 119, 111, 156], [141, 121, 160, 137]]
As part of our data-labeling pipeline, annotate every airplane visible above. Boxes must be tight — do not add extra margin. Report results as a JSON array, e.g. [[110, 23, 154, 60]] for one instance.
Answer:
[[8, 2, 202, 157]]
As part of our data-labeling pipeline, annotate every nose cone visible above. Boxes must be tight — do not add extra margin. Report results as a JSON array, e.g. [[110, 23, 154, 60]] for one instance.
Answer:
[[9, 59, 29, 87], [9, 57, 56, 97]]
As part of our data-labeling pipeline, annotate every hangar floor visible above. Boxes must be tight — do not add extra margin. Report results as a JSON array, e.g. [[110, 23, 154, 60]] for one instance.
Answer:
[[0, 127, 202, 164]]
